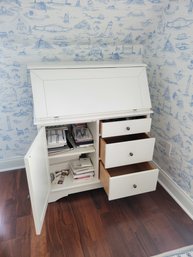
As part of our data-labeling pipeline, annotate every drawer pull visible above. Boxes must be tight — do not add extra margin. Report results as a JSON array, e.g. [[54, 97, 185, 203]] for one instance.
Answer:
[[129, 152, 134, 157], [126, 127, 130, 131], [133, 184, 137, 189]]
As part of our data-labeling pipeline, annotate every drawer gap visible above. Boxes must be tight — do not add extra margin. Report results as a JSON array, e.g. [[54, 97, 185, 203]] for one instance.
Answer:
[[106, 162, 156, 177], [104, 133, 149, 144], [101, 115, 147, 123]]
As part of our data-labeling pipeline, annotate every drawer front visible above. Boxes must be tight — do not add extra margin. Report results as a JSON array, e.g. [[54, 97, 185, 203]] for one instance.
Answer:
[[100, 137, 155, 168], [100, 162, 159, 200], [101, 118, 151, 138]]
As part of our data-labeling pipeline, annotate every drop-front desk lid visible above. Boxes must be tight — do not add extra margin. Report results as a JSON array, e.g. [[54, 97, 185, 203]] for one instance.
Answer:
[[28, 61, 152, 125]]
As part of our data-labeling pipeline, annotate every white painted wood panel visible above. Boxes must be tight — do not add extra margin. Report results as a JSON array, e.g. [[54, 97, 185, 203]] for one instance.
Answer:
[[101, 118, 152, 138], [103, 137, 155, 168], [109, 168, 158, 200], [29, 65, 152, 123], [24, 128, 50, 235], [44, 76, 141, 117]]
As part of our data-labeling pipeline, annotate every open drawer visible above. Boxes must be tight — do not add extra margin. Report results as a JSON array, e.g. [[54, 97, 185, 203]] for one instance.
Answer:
[[100, 161, 159, 200], [100, 116, 151, 138], [100, 133, 155, 168]]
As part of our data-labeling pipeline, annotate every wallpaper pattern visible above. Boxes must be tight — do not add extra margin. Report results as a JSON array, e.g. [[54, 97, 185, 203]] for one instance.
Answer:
[[0, 0, 161, 159], [1, 0, 193, 199], [144, 0, 193, 198]]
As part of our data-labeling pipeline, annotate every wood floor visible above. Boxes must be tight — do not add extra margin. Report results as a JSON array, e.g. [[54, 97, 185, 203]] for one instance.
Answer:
[[0, 169, 193, 257]]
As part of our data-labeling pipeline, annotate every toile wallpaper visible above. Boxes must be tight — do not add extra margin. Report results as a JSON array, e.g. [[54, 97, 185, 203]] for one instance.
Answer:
[[0, 0, 193, 199], [144, 0, 193, 199]]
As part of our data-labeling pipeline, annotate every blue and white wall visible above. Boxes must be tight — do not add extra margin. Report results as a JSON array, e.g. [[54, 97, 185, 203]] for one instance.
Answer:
[[0, 0, 162, 166], [144, 0, 193, 200], [1, 1, 193, 203]]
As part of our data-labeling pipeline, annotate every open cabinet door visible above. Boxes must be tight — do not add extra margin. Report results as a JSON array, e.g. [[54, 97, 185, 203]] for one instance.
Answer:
[[24, 127, 50, 235]]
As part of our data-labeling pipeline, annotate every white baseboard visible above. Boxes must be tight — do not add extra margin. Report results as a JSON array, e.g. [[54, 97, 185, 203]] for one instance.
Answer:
[[156, 162, 193, 220], [0, 157, 25, 172]]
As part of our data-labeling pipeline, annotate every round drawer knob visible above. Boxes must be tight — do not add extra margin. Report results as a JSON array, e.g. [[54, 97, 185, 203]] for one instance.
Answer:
[[126, 127, 130, 131], [129, 152, 134, 156], [133, 184, 137, 189]]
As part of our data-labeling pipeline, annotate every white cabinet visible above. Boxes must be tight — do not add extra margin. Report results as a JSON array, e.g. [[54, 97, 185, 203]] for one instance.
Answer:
[[25, 61, 158, 235]]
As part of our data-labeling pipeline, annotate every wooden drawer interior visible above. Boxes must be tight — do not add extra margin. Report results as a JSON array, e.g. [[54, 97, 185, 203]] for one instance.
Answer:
[[100, 161, 157, 178], [100, 161, 158, 200]]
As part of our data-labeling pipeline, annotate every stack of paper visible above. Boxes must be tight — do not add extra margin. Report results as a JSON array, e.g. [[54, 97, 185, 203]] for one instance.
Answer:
[[47, 127, 67, 149], [69, 157, 94, 180]]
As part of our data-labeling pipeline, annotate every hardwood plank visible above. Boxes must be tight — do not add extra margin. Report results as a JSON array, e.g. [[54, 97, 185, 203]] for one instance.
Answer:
[[60, 192, 112, 257], [15, 170, 31, 217], [16, 216, 31, 238], [46, 200, 84, 257], [0, 238, 31, 257], [0, 170, 193, 257], [30, 215, 49, 257], [0, 195, 17, 241]]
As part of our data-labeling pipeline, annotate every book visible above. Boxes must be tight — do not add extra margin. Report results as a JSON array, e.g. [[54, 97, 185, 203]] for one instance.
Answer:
[[72, 174, 94, 183], [69, 158, 94, 174], [69, 157, 95, 181], [71, 171, 94, 179]]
